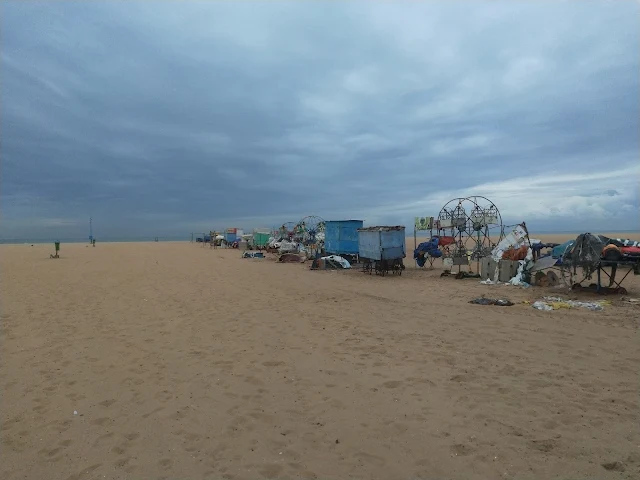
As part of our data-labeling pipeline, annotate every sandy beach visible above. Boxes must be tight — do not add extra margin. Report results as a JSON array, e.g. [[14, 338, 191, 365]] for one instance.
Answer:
[[1, 237, 639, 480]]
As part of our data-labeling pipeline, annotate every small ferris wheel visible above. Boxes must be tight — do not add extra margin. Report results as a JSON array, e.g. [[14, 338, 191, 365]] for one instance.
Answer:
[[437, 196, 504, 267]]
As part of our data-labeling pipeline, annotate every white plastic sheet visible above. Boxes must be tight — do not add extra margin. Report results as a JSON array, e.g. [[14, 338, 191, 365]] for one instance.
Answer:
[[321, 255, 351, 269]]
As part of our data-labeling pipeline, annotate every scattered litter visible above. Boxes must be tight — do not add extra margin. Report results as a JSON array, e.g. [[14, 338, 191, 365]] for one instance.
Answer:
[[242, 251, 264, 259], [469, 297, 514, 306], [453, 271, 480, 279], [508, 256, 533, 287], [531, 296, 610, 311], [532, 301, 553, 311], [73, 410, 78, 415], [479, 277, 530, 288]]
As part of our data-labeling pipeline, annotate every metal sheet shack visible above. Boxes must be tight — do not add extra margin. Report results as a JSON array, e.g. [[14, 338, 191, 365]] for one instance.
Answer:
[[224, 228, 238, 243], [357, 226, 406, 261], [253, 231, 271, 248], [324, 220, 363, 256]]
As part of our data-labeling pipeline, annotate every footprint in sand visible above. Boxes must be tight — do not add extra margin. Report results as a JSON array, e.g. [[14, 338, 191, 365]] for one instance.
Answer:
[[382, 380, 402, 388], [450, 443, 476, 456], [262, 360, 285, 367]]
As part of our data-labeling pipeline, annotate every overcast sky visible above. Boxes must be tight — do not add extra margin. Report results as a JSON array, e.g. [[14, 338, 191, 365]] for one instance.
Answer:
[[1, 1, 638, 240]]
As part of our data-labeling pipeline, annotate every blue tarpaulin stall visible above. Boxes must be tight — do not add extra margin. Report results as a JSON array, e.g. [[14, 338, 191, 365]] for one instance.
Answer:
[[324, 220, 363, 256]]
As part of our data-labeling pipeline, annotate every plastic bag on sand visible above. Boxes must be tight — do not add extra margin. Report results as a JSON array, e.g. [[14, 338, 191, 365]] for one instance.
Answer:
[[532, 297, 606, 311], [532, 301, 553, 311]]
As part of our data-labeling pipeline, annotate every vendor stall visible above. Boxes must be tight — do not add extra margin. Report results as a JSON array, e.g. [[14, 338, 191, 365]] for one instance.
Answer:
[[530, 233, 640, 294]]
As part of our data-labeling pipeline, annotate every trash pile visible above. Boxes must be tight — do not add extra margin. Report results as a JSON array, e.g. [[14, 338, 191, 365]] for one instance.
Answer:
[[531, 296, 610, 311], [491, 225, 532, 262], [483, 224, 540, 286], [469, 297, 514, 306]]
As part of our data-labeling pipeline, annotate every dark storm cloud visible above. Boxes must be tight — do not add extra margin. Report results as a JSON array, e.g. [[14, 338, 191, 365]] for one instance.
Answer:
[[1, 0, 638, 240]]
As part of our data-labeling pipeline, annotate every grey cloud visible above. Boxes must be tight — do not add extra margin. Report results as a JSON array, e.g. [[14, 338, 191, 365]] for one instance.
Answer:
[[1, 0, 638, 241]]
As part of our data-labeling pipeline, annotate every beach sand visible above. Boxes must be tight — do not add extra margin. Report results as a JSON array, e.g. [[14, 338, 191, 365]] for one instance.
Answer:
[[1, 238, 639, 479]]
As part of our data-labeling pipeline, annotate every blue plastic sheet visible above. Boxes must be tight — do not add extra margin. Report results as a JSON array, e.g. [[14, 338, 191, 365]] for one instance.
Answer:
[[414, 237, 443, 267], [552, 240, 575, 259]]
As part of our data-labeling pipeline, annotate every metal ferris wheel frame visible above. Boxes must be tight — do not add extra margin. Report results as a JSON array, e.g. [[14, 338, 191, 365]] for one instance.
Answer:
[[294, 215, 325, 246], [436, 196, 505, 268], [278, 222, 297, 240]]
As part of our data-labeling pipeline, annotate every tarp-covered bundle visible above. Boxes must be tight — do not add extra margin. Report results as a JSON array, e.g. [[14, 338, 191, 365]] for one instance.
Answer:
[[562, 233, 605, 271], [414, 237, 443, 267], [597, 235, 640, 261], [311, 255, 351, 270], [606, 237, 640, 248]]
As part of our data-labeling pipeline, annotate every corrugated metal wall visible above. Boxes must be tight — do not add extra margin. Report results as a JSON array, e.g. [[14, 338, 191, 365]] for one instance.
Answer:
[[325, 220, 363, 255], [358, 227, 406, 260]]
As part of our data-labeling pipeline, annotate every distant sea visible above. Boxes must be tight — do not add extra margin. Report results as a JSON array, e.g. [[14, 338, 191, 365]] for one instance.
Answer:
[[0, 236, 189, 245]]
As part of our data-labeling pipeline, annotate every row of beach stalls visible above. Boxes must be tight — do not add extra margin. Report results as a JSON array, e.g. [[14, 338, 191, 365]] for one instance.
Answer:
[[210, 227, 279, 249], [229, 219, 409, 275], [263, 220, 366, 259], [219, 217, 640, 290], [216, 194, 640, 289]]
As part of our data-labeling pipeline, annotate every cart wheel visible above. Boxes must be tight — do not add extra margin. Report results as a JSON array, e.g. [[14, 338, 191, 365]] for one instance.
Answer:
[[362, 260, 372, 275]]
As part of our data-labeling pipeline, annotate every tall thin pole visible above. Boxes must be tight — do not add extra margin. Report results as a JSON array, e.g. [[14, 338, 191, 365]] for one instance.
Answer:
[[89, 217, 93, 243]]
